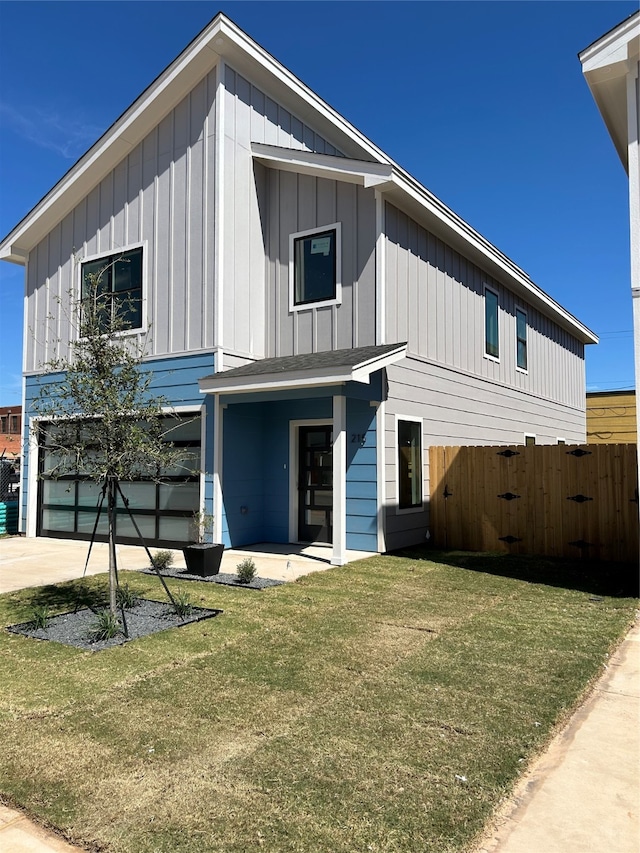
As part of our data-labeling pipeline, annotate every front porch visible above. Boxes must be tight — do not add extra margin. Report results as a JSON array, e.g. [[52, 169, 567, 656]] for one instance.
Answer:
[[200, 344, 407, 566]]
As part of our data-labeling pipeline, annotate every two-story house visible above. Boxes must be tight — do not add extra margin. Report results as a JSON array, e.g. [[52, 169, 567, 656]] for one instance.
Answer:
[[0, 14, 597, 565]]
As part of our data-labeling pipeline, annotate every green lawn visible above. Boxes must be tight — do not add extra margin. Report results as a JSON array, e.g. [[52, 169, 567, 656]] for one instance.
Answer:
[[0, 550, 636, 853]]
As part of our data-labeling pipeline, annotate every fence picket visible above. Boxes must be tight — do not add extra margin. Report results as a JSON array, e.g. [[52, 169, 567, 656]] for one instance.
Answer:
[[427, 444, 638, 563]]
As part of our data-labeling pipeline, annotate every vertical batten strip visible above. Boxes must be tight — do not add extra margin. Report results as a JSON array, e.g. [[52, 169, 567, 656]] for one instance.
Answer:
[[375, 191, 386, 346], [214, 59, 226, 372], [168, 110, 175, 354], [185, 93, 192, 353]]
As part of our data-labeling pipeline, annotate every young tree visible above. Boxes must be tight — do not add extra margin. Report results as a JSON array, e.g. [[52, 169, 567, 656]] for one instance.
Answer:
[[32, 260, 188, 618]]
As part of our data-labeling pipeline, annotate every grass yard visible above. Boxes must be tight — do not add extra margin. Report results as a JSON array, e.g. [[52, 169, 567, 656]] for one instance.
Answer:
[[0, 550, 636, 853]]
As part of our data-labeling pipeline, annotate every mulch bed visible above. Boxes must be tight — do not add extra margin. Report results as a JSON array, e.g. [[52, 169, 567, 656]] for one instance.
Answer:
[[6, 598, 222, 651], [141, 568, 285, 589]]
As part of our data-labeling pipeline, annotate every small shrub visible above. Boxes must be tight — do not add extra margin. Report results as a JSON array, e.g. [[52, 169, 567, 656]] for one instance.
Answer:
[[32, 605, 50, 630], [173, 589, 193, 618], [151, 550, 174, 571], [236, 557, 257, 585], [115, 582, 138, 610], [89, 610, 121, 642]]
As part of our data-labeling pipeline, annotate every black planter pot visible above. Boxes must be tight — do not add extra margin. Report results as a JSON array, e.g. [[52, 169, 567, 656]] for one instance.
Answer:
[[182, 543, 224, 576]]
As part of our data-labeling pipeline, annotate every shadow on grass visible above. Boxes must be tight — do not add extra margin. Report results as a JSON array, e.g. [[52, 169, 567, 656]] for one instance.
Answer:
[[18, 579, 110, 615], [392, 547, 639, 598]]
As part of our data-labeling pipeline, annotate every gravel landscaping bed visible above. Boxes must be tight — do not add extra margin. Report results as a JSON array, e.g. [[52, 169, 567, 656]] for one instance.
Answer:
[[6, 598, 222, 651], [141, 568, 285, 589]]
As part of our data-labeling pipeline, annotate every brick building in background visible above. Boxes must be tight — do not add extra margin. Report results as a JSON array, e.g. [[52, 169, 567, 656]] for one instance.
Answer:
[[0, 406, 22, 463]]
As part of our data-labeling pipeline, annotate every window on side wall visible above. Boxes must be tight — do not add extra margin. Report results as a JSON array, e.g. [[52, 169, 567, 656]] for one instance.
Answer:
[[289, 224, 341, 311], [516, 308, 528, 371], [525, 434, 536, 446], [484, 286, 499, 360], [81, 246, 143, 333], [397, 418, 423, 510]]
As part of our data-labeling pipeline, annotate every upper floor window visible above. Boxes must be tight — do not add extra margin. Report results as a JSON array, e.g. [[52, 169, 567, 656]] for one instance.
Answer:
[[516, 308, 528, 371], [397, 417, 423, 511], [289, 224, 341, 311], [484, 286, 499, 360], [81, 246, 143, 332]]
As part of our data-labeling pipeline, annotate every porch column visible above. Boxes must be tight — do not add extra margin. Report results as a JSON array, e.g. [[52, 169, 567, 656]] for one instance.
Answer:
[[212, 393, 223, 544], [332, 393, 347, 565]]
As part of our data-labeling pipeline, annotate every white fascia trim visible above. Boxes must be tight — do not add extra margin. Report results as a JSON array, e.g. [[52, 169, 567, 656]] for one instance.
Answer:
[[0, 23, 226, 264], [201, 374, 351, 395], [198, 345, 407, 395], [0, 10, 597, 347], [579, 12, 640, 72], [251, 143, 394, 188], [387, 170, 598, 345]]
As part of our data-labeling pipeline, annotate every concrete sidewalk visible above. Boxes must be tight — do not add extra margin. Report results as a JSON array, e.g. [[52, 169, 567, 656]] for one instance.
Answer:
[[1, 536, 638, 853], [475, 618, 640, 853]]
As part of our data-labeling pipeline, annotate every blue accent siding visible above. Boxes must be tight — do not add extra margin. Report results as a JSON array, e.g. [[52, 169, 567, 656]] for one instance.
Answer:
[[23, 353, 215, 538], [346, 397, 377, 552], [221, 396, 332, 548], [24, 353, 382, 554], [346, 480, 376, 499]]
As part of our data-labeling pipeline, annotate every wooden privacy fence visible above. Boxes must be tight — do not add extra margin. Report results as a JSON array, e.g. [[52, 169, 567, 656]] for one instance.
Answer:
[[429, 444, 638, 563]]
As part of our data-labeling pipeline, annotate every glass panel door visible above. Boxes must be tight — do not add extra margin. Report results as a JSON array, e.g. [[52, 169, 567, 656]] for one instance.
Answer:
[[298, 425, 333, 543]]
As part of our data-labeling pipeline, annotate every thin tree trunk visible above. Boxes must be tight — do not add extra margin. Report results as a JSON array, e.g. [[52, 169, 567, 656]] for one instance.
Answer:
[[107, 475, 117, 616]]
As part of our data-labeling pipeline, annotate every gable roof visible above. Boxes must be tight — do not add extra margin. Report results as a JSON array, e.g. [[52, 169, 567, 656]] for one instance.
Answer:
[[0, 12, 597, 344], [579, 11, 640, 171]]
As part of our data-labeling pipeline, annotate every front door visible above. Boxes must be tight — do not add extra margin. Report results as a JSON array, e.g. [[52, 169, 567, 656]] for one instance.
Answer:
[[298, 425, 333, 543]]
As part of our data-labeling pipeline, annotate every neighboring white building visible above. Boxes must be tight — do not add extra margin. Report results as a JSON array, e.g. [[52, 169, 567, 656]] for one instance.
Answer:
[[0, 13, 597, 562], [580, 11, 640, 446]]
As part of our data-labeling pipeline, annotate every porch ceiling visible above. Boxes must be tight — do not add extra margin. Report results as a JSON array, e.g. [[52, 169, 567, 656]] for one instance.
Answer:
[[198, 343, 407, 395]]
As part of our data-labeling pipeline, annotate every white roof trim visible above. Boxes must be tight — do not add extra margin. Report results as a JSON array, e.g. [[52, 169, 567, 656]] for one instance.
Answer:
[[0, 13, 596, 345], [254, 146, 597, 344], [579, 11, 640, 72], [199, 345, 407, 396], [251, 143, 394, 188], [580, 12, 640, 172]]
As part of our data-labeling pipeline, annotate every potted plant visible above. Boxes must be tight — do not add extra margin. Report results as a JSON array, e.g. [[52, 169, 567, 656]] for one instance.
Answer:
[[182, 510, 224, 576]]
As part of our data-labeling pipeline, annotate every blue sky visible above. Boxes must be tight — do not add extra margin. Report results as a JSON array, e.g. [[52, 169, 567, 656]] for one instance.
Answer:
[[0, 0, 636, 406]]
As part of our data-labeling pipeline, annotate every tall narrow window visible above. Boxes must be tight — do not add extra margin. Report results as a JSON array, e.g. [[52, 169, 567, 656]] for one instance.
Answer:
[[516, 308, 528, 371], [485, 287, 499, 359], [81, 246, 143, 332], [398, 419, 422, 509]]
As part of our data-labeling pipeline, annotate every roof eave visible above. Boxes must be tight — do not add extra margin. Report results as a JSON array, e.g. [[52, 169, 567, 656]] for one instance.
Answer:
[[198, 344, 407, 395]]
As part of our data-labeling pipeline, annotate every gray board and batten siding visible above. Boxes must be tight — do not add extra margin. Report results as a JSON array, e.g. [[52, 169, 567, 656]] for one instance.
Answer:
[[382, 202, 587, 551], [23, 59, 345, 374], [222, 65, 358, 361], [383, 202, 585, 409], [25, 69, 219, 373]]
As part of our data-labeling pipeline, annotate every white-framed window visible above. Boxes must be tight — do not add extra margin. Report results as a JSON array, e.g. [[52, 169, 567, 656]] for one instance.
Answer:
[[484, 284, 499, 361], [289, 223, 341, 312], [557, 438, 566, 445], [80, 244, 145, 333], [396, 415, 423, 512], [516, 307, 528, 372], [525, 433, 536, 446]]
